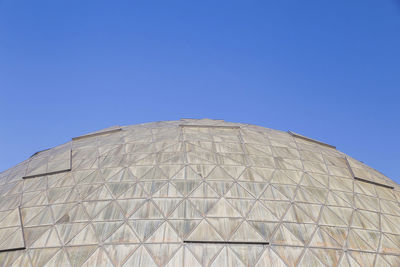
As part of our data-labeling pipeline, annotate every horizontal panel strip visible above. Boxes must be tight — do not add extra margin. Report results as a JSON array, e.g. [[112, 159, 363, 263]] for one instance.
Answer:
[[72, 128, 122, 141], [354, 177, 394, 189], [288, 131, 336, 149], [179, 125, 240, 129], [184, 240, 269, 245]]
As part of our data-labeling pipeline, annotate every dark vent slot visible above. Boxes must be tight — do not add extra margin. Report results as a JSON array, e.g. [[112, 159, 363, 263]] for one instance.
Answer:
[[0, 247, 26, 253], [23, 169, 71, 179]]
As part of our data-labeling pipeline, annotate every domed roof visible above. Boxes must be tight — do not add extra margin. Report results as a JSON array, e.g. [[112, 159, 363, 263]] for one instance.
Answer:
[[0, 119, 399, 266]]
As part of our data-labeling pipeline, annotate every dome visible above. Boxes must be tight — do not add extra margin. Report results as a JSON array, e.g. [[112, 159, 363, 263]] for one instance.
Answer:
[[0, 119, 399, 266]]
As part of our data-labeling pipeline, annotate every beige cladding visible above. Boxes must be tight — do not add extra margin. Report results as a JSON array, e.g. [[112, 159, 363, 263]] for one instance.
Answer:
[[0, 119, 399, 266]]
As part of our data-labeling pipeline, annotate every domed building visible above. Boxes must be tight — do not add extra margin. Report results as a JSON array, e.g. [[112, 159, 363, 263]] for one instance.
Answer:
[[0, 119, 399, 266]]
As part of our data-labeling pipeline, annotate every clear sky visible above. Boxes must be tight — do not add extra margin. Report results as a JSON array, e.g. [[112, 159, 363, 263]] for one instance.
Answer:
[[1, 1, 399, 183]]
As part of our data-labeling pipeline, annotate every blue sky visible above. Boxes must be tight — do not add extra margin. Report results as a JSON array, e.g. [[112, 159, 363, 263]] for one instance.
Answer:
[[1, 0, 399, 183]]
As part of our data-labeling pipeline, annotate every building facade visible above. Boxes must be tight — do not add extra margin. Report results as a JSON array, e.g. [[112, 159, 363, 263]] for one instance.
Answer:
[[0, 119, 399, 266]]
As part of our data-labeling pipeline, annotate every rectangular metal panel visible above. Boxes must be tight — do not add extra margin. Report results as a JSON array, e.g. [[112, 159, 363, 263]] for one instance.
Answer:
[[345, 157, 394, 189], [288, 131, 336, 149], [184, 240, 269, 245], [72, 127, 122, 141], [179, 125, 240, 129], [23, 148, 72, 179], [0, 207, 25, 252]]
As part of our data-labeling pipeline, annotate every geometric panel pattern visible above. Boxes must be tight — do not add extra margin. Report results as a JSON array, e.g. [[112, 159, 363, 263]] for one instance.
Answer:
[[0, 119, 399, 266]]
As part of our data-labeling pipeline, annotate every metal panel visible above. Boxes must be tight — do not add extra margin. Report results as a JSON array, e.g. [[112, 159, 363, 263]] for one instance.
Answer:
[[288, 131, 336, 149], [23, 148, 71, 179], [0, 207, 25, 252], [72, 126, 122, 141]]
